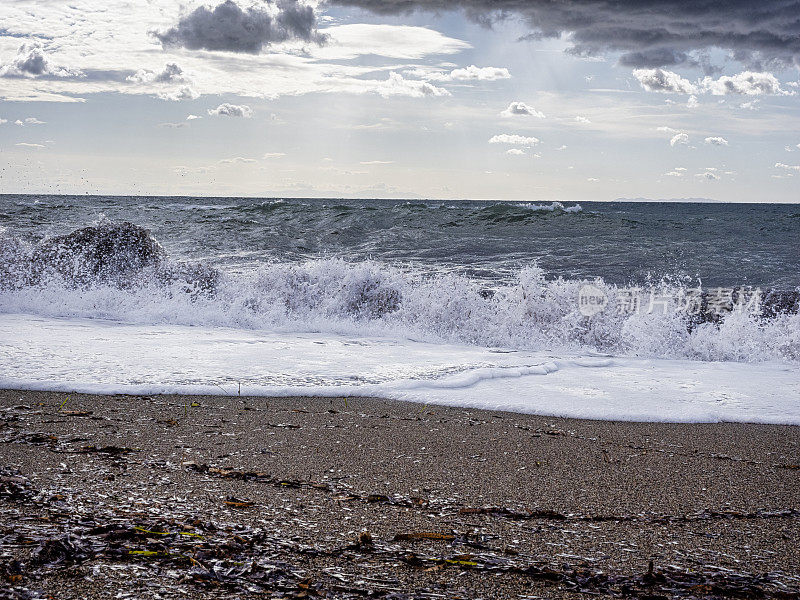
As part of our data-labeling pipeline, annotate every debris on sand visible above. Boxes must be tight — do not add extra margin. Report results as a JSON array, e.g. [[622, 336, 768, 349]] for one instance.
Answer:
[[0, 468, 37, 503], [2, 390, 799, 599]]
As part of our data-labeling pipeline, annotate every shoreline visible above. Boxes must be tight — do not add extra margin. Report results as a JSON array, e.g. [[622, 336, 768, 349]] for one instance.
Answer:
[[2, 389, 799, 598]]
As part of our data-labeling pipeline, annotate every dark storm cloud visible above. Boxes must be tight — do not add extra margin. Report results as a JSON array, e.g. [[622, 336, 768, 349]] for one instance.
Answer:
[[153, 0, 327, 54], [326, 0, 800, 71]]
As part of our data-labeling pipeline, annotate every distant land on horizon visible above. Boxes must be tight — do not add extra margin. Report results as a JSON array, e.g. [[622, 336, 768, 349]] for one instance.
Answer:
[[5, 194, 799, 205], [614, 197, 724, 203]]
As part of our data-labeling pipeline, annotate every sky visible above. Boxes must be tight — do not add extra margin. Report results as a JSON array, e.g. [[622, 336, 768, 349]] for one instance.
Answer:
[[0, 0, 799, 202]]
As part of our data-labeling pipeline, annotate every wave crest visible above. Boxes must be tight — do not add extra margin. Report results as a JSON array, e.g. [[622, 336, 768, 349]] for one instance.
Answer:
[[0, 221, 798, 363]]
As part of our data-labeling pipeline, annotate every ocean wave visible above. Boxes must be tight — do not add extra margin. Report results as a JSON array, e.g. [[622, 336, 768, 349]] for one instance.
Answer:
[[516, 201, 583, 213], [454, 202, 585, 225], [233, 199, 586, 221], [1, 220, 798, 364]]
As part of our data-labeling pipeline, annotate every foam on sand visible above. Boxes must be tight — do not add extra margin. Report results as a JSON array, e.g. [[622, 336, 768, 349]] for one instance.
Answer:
[[2, 313, 797, 424]]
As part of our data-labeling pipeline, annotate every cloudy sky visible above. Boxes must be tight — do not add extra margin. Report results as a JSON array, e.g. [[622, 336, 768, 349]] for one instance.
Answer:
[[0, 0, 798, 202]]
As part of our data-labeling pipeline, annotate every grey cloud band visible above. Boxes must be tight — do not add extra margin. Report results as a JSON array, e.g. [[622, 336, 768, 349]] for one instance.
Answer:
[[326, 0, 800, 71]]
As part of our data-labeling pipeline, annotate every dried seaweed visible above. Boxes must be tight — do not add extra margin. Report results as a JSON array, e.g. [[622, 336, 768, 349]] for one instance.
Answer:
[[185, 461, 800, 526], [8, 506, 796, 599], [0, 468, 37, 504], [2, 462, 798, 600], [223, 497, 255, 508]]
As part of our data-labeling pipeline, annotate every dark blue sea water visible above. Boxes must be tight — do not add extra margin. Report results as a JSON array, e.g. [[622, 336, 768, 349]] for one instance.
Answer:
[[1, 195, 798, 288]]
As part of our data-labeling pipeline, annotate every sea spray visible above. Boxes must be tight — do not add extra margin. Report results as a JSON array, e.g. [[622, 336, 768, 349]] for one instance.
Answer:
[[1, 237, 797, 362]]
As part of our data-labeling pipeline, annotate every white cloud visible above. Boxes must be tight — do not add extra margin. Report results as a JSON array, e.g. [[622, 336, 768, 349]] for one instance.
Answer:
[[15, 142, 45, 149], [488, 133, 540, 146], [14, 117, 45, 126], [173, 165, 215, 176], [0, 118, 6, 125], [633, 68, 697, 94], [408, 64, 510, 82], [0, 5, 472, 103], [775, 162, 800, 171], [0, 42, 82, 79], [704, 136, 729, 146], [442, 65, 509, 81], [665, 170, 685, 177], [656, 126, 679, 134], [575, 115, 591, 123], [219, 157, 257, 164], [186, 114, 202, 120], [448, 65, 510, 81], [127, 63, 189, 85], [556, 145, 567, 150], [314, 24, 470, 61], [670, 133, 689, 146], [687, 94, 698, 108], [700, 71, 793, 96], [696, 171, 720, 180], [635, 68, 793, 97], [506, 148, 525, 155], [263, 152, 285, 159], [208, 103, 254, 117], [159, 86, 200, 101], [500, 101, 544, 118], [371, 72, 450, 98], [360, 160, 394, 164]]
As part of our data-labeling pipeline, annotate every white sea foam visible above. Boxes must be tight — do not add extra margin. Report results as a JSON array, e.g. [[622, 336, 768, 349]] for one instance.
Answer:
[[2, 227, 798, 423], [1, 313, 798, 423], [516, 201, 583, 212], [1, 260, 797, 363]]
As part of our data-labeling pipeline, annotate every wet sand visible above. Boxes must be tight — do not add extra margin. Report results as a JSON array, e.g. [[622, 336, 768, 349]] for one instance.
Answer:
[[1, 388, 799, 599]]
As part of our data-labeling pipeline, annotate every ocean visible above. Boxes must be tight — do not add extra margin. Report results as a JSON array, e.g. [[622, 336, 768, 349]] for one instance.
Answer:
[[1, 195, 798, 423]]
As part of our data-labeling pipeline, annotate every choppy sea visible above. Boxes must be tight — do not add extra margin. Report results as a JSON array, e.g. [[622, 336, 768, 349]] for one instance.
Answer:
[[1, 195, 798, 423]]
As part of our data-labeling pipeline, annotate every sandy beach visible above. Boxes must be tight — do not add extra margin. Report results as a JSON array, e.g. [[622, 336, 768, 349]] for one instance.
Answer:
[[1, 388, 799, 598]]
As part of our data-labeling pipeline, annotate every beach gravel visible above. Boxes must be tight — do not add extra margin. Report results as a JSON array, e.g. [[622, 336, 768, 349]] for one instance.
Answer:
[[1, 390, 799, 598]]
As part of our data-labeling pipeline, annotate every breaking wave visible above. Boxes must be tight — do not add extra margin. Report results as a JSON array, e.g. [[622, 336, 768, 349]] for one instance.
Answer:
[[1, 220, 798, 364], [517, 201, 583, 213]]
